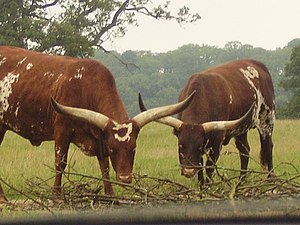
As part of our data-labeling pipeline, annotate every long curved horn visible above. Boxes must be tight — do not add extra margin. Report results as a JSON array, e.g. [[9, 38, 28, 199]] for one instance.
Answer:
[[134, 91, 195, 128], [138, 93, 147, 112], [138, 93, 183, 130], [50, 97, 110, 130], [202, 103, 255, 133]]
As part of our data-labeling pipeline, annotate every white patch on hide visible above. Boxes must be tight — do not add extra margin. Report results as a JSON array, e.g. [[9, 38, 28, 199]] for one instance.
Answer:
[[74, 67, 85, 79], [239, 66, 275, 139], [0, 57, 7, 66], [74, 73, 82, 79], [44, 71, 55, 77], [0, 72, 20, 119], [56, 73, 63, 82], [113, 122, 133, 142], [229, 95, 233, 104], [56, 146, 61, 156], [26, 63, 33, 70], [14, 105, 20, 117], [239, 66, 259, 79], [17, 57, 27, 66]]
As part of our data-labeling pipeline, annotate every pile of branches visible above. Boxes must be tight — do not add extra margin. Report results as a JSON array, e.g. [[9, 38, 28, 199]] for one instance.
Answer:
[[1, 162, 300, 213]]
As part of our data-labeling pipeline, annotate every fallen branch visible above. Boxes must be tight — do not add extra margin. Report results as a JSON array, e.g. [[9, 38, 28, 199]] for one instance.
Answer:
[[1, 163, 300, 212]]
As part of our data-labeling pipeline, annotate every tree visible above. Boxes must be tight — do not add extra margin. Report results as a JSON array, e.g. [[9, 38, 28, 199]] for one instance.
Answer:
[[281, 45, 300, 118], [287, 38, 300, 48], [0, 0, 200, 57], [221, 41, 253, 61], [0, 0, 48, 48], [94, 40, 293, 117]]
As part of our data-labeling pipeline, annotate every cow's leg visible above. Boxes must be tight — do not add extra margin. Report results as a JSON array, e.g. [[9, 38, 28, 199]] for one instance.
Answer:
[[97, 155, 114, 195], [53, 128, 70, 197], [197, 157, 204, 186], [93, 135, 114, 195], [259, 133, 273, 175], [257, 109, 274, 176], [0, 125, 8, 202], [205, 140, 222, 183], [235, 132, 250, 179]]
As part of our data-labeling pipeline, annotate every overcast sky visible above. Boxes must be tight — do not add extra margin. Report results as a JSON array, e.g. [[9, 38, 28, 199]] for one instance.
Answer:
[[105, 0, 300, 53]]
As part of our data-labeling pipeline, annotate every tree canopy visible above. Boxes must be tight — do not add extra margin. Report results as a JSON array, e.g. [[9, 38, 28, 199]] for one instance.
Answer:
[[0, 0, 200, 57], [94, 41, 294, 118], [1, 1, 298, 118], [280, 44, 300, 118]]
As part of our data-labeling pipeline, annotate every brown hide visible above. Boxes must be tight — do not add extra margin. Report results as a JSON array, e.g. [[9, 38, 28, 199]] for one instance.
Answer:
[[135, 59, 275, 184], [176, 59, 275, 184], [0, 46, 127, 141], [0, 46, 129, 197], [0, 46, 195, 199]]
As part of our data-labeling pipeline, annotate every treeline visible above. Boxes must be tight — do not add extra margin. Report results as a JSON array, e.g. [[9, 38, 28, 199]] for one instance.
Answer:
[[94, 40, 300, 118]]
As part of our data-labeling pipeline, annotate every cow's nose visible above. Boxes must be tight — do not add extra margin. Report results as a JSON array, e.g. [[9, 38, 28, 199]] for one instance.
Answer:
[[117, 174, 132, 183], [181, 168, 197, 178]]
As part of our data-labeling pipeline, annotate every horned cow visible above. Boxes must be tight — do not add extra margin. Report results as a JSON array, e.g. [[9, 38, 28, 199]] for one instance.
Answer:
[[0, 46, 195, 201], [139, 59, 275, 185]]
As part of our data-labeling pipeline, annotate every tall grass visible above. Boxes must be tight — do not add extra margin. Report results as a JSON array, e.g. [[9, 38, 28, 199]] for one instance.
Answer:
[[0, 120, 299, 198]]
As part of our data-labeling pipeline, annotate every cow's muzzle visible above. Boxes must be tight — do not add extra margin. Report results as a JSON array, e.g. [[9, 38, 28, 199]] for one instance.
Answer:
[[116, 174, 132, 183], [181, 168, 198, 178]]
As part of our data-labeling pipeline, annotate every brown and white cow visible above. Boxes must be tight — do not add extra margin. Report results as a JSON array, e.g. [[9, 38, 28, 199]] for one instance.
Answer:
[[0, 46, 195, 201], [139, 59, 275, 185]]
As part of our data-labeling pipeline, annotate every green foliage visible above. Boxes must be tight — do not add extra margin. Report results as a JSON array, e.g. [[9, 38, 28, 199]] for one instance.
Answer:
[[280, 45, 300, 118], [0, 1, 295, 117], [282, 45, 300, 90], [287, 38, 300, 48], [94, 41, 292, 117], [0, 0, 47, 48], [283, 92, 300, 118], [0, 0, 200, 57]]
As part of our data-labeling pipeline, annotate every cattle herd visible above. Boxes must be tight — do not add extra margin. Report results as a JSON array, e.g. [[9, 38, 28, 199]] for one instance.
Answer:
[[0, 46, 275, 202]]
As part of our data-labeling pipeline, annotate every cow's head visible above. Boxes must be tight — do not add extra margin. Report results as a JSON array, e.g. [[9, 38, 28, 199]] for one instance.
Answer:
[[50, 91, 195, 183], [139, 93, 254, 178], [173, 123, 206, 178]]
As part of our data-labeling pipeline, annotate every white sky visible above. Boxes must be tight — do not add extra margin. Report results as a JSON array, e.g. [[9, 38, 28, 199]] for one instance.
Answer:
[[105, 0, 300, 53]]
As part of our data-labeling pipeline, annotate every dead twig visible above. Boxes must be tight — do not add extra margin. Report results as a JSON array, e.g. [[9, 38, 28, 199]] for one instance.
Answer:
[[1, 161, 300, 212]]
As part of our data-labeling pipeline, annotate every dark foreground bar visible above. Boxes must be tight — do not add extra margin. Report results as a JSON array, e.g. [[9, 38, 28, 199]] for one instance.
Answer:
[[1, 197, 300, 225], [1, 215, 300, 225]]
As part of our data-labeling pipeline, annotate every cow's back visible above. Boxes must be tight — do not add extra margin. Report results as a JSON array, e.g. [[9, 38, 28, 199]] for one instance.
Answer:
[[0, 46, 127, 143], [178, 59, 275, 127]]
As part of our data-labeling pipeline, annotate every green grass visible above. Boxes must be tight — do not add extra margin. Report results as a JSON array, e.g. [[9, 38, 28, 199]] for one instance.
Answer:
[[0, 120, 300, 199], [137, 120, 300, 179]]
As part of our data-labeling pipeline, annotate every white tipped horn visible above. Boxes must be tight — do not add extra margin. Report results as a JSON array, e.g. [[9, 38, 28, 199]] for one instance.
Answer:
[[133, 91, 196, 128], [50, 97, 110, 130], [155, 116, 183, 130], [138, 93, 183, 130], [202, 103, 255, 133]]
